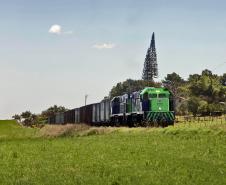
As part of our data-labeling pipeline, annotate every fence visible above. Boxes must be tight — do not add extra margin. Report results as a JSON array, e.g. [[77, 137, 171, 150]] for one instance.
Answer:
[[175, 115, 226, 125]]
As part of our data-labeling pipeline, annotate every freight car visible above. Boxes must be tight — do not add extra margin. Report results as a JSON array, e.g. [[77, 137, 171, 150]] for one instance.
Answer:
[[48, 87, 175, 127]]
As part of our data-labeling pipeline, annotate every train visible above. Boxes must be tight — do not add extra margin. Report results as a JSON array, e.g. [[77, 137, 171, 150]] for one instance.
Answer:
[[48, 87, 175, 127]]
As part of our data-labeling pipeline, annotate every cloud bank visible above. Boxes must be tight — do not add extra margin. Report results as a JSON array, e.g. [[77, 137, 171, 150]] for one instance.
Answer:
[[93, 43, 116, 49]]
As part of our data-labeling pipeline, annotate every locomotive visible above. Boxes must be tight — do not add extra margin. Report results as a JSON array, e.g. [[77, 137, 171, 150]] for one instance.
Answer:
[[48, 87, 175, 127]]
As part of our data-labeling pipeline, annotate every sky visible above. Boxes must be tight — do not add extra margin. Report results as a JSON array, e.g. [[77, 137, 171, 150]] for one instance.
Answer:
[[0, 0, 226, 119]]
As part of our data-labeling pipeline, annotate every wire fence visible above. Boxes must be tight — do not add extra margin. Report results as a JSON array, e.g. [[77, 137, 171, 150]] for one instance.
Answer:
[[175, 115, 226, 126]]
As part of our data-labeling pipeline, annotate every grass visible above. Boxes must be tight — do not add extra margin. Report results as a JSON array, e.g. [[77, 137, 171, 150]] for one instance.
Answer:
[[0, 120, 38, 140], [0, 120, 226, 185]]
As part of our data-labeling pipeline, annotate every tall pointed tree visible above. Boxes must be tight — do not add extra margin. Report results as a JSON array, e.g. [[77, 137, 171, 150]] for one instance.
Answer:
[[142, 32, 158, 81]]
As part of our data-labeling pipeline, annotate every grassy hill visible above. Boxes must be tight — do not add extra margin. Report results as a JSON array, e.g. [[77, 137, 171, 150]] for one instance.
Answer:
[[0, 120, 38, 139], [0, 120, 226, 185]]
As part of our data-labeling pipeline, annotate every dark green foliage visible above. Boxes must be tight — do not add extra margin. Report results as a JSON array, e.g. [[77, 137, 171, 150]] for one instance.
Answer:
[[40, 105, 68, 125], [187, 70, 226, 115], [162, 70, 226, 116], [12, 114, 21, 122], [41, 105, 68, 117], [109, 79, 161, 98], [220, 73, 226, 86], [12, 105, 68, 126], [21, 111, 32, 119], [188, 74, 201, 82], [187, 97, 205, 116], [19, 111, 38, 126], [201, 69, 213, 76], [163, 72, 185, 87]]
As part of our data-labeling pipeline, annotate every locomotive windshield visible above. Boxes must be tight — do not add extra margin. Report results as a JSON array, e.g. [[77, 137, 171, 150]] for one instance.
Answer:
[[158, 94, 167, 98], [149, 94, 157, 98]]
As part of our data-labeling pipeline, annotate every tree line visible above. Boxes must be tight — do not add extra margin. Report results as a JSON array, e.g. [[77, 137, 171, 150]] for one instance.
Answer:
[[12, 105, 68, 126]]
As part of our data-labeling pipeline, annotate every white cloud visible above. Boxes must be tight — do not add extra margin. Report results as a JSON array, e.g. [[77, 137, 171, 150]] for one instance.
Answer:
[[48, 25, 74, 35], [93, 43, 116, 49], [49, 24, 62, 34]]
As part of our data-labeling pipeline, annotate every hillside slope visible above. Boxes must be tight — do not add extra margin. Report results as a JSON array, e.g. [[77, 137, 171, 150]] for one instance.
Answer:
[[0, 120, 38, 139]]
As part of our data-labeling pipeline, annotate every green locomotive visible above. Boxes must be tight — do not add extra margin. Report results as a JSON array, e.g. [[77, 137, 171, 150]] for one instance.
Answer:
[[111, 87, 175, 126], [140, 87, 174, 126]]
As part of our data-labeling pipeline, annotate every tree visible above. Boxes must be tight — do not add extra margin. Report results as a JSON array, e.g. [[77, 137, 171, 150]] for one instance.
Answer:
[[109, 79, 161, 98], [40, 105, 68, 124], [176, 101, 189, 115], [163, 72, 185, 87], [12, 105, 68, 127], [142, 33, 158, 81], [188, 74, 201, 82], [20, 111, 37, 126], [202, 69, 212, 76], [220, 73, 226, 86], [197, 100, 208, 114], [12, 114, 21, 122], [189, 70, 223, 102], [21, 111, 32, 119], [186, 69, 226, 115], [41, 105, 68, 118], [187, 97, 202, 116]]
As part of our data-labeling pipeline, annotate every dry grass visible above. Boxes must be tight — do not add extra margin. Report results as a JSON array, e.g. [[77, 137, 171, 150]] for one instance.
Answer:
[[39, 124, 90, 137], [39, 124, 161, 138], [39, 124, 126, 137]]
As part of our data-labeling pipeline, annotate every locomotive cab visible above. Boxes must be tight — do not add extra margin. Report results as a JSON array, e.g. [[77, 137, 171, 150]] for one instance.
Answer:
[[152, 92, 170, 112], [140, 87, 175, 126]]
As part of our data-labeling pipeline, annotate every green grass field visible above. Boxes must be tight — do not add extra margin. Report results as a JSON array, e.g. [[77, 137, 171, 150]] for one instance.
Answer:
[[0, 120, 226, 185]]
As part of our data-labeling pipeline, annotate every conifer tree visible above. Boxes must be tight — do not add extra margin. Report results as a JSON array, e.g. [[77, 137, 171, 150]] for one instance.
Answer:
[[142, 32, 158, 81]]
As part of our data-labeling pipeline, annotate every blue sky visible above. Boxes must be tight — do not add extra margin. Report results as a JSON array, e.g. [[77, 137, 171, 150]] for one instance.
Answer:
[[0, 0, 226, 118]]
